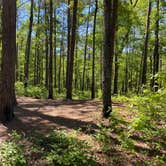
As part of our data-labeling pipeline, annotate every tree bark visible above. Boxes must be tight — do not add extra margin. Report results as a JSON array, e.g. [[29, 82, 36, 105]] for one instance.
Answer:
[[66, 0, 71, 91], [82, 5, 90, 92], [151, 0, 159, 91], [48, 0, 53, 99], [141, 0, 152, 86], [24, 0, 34, 88], [54, 8, 57, 89], [103, 0, 118, 118], [66, 0, 78, 99], [45, 1, 49, 88], [91, 0, 98, 99], [0, 0, 16, 122]]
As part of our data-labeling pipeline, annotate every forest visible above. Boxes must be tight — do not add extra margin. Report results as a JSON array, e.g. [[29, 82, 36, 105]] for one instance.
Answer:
[[0, 0, 166, 165]]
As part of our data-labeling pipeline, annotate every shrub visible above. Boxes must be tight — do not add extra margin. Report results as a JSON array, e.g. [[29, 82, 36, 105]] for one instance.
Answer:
[[15, 81, 48, 98]]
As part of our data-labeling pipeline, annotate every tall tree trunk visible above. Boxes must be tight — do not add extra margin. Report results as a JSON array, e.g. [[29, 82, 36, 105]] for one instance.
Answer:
[[91, 0, 98, 99], [34, 0, 41, 85], [82, 5, 90, 91], [58, 34, 64, 94], [141, 0, 152, 86], [125, 54, 128, 93], [48, 0, 53, 99], [66, 0, 71, 91], [0, 0, 16, 122], [103, 0, 118, 118], [66, 0, 78, 99], [151, 0, 159, 91], [74, 39, 78, 90], [113, 30, 130, 94], [45, 1, 49, 88], [24, 0, 34, 88], [54, 8, 57, 88], [113, 50, 118, 94]]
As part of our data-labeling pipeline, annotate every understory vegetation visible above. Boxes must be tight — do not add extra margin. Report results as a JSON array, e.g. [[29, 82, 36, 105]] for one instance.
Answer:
[[1, 88, 166, 166]]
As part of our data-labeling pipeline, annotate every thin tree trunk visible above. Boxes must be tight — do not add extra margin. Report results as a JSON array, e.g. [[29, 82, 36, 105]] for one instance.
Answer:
[[91, 0, 98, 99], [141, 0, 152, 85], [66, 0, 71, 90], [34, 0, 41, 85], [113, 51, 118, 94], [48, 0, 53, 99], [24, 0, 34, 88], [54, 8, 57, 89], [152, 0, 159, 91], [45, 1, 49, 88], [74, 39, 78, 90], [58, 34, 64, 94], [82, 5, 90, 91]]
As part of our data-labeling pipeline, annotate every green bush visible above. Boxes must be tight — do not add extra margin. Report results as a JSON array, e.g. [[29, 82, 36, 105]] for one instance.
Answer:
[[15, 81, 48, 98], [25, 85, 48, 98], [15, 82, 24, 96]]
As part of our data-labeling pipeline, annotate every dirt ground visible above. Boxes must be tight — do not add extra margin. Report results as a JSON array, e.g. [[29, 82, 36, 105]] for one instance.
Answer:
[[0, 97, 127, 165], [0, 97, 105, 140]]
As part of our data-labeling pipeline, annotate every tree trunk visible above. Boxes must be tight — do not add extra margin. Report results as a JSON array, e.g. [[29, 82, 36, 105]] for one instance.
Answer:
[[113, 51, 118, 94], [82, 5, 90, 92], [54, 8, 57, 89], [0, 0, 16, 122], [45, 1, 49, 88], [66, 0, 71, 91], [48, 0, 53, 99], [34, 0, 41, 85], [103, 0, 118, 118], [151, 0, 159, 91], [66, 0, 78, 99], [24, 0, 34, 88], [58, 34, 64, 94], [141, 0, 152, 86], [91, 0, 98, 99]]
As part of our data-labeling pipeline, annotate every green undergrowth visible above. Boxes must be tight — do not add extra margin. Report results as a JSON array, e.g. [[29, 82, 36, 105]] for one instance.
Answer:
[[15, 81, 103, 99], [0, 130, 98, 166], [0, 131, 26, 166], [96, 89, 166, 165], [15, 82, 48, 99]]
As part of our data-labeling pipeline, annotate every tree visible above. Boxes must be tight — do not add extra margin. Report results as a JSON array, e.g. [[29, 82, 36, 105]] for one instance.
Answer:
[[48, 0, 53, 99], [0, 0, 16, 122], [91, 0, 98, 99], [141, 0, 152, 86], [103, 0, 118, 118], [66, 0, 78, 99], [82, 4, 90, 92], [151, 0, 160, 91], [66, 0, 71, 95], [45, 1, 49, 88], [24, 0, 34, 88]]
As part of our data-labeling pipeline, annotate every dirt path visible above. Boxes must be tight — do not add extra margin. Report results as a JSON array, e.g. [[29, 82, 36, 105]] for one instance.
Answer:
[[0, 97, 107, 141]]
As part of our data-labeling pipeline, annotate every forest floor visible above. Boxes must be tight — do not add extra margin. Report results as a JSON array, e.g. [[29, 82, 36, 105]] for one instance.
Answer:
[[0, 97, 165, 166]]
